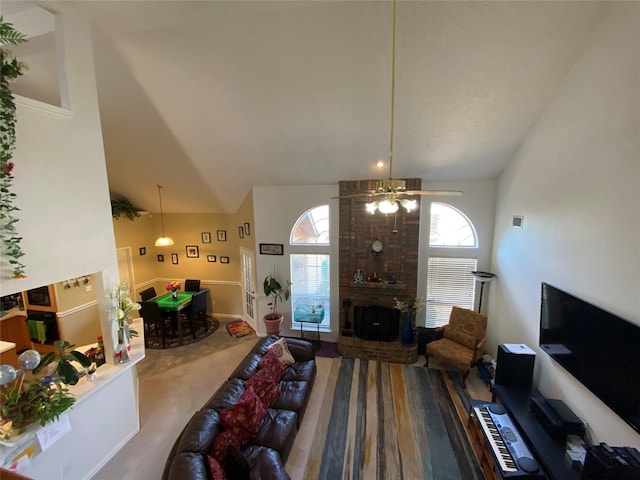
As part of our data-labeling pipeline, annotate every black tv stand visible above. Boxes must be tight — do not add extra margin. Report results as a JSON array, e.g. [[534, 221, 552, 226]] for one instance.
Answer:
[[492, 385, 581, 480]]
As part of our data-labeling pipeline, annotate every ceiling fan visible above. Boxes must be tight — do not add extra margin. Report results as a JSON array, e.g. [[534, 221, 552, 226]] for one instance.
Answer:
[[336, 0, 463, 214]]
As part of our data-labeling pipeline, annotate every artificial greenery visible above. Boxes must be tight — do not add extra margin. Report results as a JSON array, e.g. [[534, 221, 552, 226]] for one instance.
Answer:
[[34, 340, 92, 386], [0, 16, 27, 277], [111, 197, 141, 220], [0, 378, 74, 433], [263, 272, 292, 319]]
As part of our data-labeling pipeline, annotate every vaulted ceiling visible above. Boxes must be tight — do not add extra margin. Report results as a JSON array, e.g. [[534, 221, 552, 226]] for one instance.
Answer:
[[6, 1, 605, 213]]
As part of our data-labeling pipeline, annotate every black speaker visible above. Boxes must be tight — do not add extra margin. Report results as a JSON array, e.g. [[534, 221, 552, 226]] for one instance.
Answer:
[[495, 344, 535, 389]]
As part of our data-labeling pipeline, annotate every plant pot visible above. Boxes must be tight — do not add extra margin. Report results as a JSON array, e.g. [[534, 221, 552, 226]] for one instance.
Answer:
[[263, 314, 283, 335]]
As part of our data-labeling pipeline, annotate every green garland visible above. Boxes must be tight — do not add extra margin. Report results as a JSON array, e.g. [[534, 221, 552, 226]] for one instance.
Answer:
[[0, 16, 27, 278]]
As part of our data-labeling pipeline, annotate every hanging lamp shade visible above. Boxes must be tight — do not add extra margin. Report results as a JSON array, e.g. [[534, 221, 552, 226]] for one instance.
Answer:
[[154, 184, 174, 246]]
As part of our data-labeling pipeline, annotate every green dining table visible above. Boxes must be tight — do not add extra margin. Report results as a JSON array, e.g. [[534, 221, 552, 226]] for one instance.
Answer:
[[151, 291, 197, 344]]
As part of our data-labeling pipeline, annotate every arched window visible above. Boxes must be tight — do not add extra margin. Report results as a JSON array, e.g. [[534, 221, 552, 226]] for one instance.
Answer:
[[429, 202, 477, 247], [425, 203, 478, 327], [289, 206, 330, 331], [290, 205, 329, 245]]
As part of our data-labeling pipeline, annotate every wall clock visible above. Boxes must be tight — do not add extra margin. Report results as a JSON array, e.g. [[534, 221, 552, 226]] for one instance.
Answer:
[[371, 240, 384, 255]]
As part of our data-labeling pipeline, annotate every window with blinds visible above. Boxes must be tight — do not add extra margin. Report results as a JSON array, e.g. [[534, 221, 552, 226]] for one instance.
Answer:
[[425, 257, 477, 327], [290, 254, 330, 329]]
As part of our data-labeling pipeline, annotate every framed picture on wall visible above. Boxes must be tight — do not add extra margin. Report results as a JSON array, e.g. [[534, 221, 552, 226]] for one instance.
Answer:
[[217, 230, 227, 242], [201, 232, 211, 243], [157, 254, 164, 262], [220, 256, 230, 264], [171, 253, 178, 265], [186, 245, 199, 258], [139, 247, 146, 256], [244, 222, 251, 236], [238, 226, 244, 239], [207, 255, 217, 263], [259, 243, 283, 255]]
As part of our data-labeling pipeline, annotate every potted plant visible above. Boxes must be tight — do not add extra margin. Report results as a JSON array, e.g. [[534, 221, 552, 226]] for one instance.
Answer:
[[110, 197, 141, 220], [263, 272, 292, 335], [34, 340, 92, 386]]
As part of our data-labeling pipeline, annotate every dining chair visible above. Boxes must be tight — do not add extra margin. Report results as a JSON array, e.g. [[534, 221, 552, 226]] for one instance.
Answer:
[[140, 301, 167, 348], [184, 279, 201, 292], [181, 290, 208, 339], [139, 287, 157, 302]]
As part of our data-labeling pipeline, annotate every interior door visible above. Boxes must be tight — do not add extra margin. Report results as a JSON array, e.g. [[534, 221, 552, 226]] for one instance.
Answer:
[[240, 247, 257, 329]]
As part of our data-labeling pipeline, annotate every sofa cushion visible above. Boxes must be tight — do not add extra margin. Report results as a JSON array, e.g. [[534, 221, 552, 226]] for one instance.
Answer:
[[167, 452, 210, 480], [271, 381, 311, 413], [251, 409, 298, 463], [282, 359, 316, 383], [228, 353, 262, 381], [220, 386, 266, 436], [210, 426, 253, 463], [206, 455, 228, 480], [243, 445, 291, 480], [205, 378, 246, 411], [246, 375, 281, 408], [176, 409, 222, 454], [266, 338, 295, 366], [258, 349, 286, 380]]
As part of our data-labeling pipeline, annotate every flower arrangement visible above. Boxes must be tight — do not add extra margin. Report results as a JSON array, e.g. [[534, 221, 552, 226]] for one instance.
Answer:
[[166, 281, 181, 292], [394, 296, 425, 314], [113, 283, 141, 326]]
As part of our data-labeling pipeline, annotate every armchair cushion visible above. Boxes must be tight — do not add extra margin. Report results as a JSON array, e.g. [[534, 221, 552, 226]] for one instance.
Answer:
[[443, 327, 477, 350]]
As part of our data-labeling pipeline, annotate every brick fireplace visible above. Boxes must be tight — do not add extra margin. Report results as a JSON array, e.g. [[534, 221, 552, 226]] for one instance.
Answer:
[[338, 179, 420, 363]]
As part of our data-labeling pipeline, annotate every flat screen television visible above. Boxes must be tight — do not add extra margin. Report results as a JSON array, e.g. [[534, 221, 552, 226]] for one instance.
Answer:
[[539, 282, 640, 433]]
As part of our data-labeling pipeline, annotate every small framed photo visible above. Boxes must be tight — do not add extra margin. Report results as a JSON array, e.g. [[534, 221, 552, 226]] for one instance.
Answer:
[[259, 243, 284, 255], [186, 245, 199, 258], [157, 254, 164, 262], [220, 256, 230, 264], [201, 232, 211, 243], [207, 255, 217, 263], [244, 222, 251, 236], [139, 247, 146, 256], [171, 253, 178, 265], [217, 230, 227, 242], [238, 226, 245, 239]]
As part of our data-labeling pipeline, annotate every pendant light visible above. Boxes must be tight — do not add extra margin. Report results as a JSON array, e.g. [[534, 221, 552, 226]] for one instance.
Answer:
[[154, 184, 174, 246]]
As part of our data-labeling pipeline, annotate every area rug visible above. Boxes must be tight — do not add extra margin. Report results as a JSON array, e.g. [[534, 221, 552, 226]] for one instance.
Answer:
[[304, 358, 483, 480], [145, 315, 219, 349], [315, 341, 340, 358], [225, 320, 255, 338]]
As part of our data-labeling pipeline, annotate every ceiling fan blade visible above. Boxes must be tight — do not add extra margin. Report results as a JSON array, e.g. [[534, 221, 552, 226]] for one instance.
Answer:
[[331, 192, 377, 199], [404, 190, 464, 196]]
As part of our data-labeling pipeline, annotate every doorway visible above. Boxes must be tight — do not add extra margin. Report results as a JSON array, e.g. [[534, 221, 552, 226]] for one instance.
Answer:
[[240, 247, 257, 329]]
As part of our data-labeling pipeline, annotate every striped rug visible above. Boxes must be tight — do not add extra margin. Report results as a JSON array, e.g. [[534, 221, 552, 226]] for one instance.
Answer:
[[304, 358, 483, 480]]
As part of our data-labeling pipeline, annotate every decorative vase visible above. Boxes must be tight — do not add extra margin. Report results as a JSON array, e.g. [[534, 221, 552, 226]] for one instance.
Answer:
[[172, 289, 178, 300], [401, 312, 415, 345], [115, 326, 130, 363]]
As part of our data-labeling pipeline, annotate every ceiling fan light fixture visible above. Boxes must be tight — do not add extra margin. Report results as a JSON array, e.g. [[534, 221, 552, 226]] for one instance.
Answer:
[[366, 202, 378, 214], [154, 184, 174, 247], [401, 199, 417, 212]]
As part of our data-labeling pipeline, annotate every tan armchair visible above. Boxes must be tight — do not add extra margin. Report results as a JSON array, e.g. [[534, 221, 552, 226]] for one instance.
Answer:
[[424, 306, 488, 388]]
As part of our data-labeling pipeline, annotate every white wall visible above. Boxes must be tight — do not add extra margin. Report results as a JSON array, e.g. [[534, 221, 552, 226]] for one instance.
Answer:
[[489, 3, 639, 447], [253, 185, 339, 340]]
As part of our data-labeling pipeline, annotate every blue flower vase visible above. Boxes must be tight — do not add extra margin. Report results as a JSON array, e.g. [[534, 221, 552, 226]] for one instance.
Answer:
[[401, 312, 414, 345]]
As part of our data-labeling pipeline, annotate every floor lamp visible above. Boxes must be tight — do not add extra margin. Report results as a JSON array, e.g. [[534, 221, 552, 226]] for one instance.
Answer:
[[472, 271, 496, 314]]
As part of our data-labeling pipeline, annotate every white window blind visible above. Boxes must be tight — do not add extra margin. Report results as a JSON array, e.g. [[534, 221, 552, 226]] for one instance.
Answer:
[[425, 257, 477, 327], [290, 254, 330, 329]]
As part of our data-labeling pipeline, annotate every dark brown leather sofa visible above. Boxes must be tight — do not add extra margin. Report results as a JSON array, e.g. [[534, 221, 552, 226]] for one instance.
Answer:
[[162, 336, 316, 480]]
